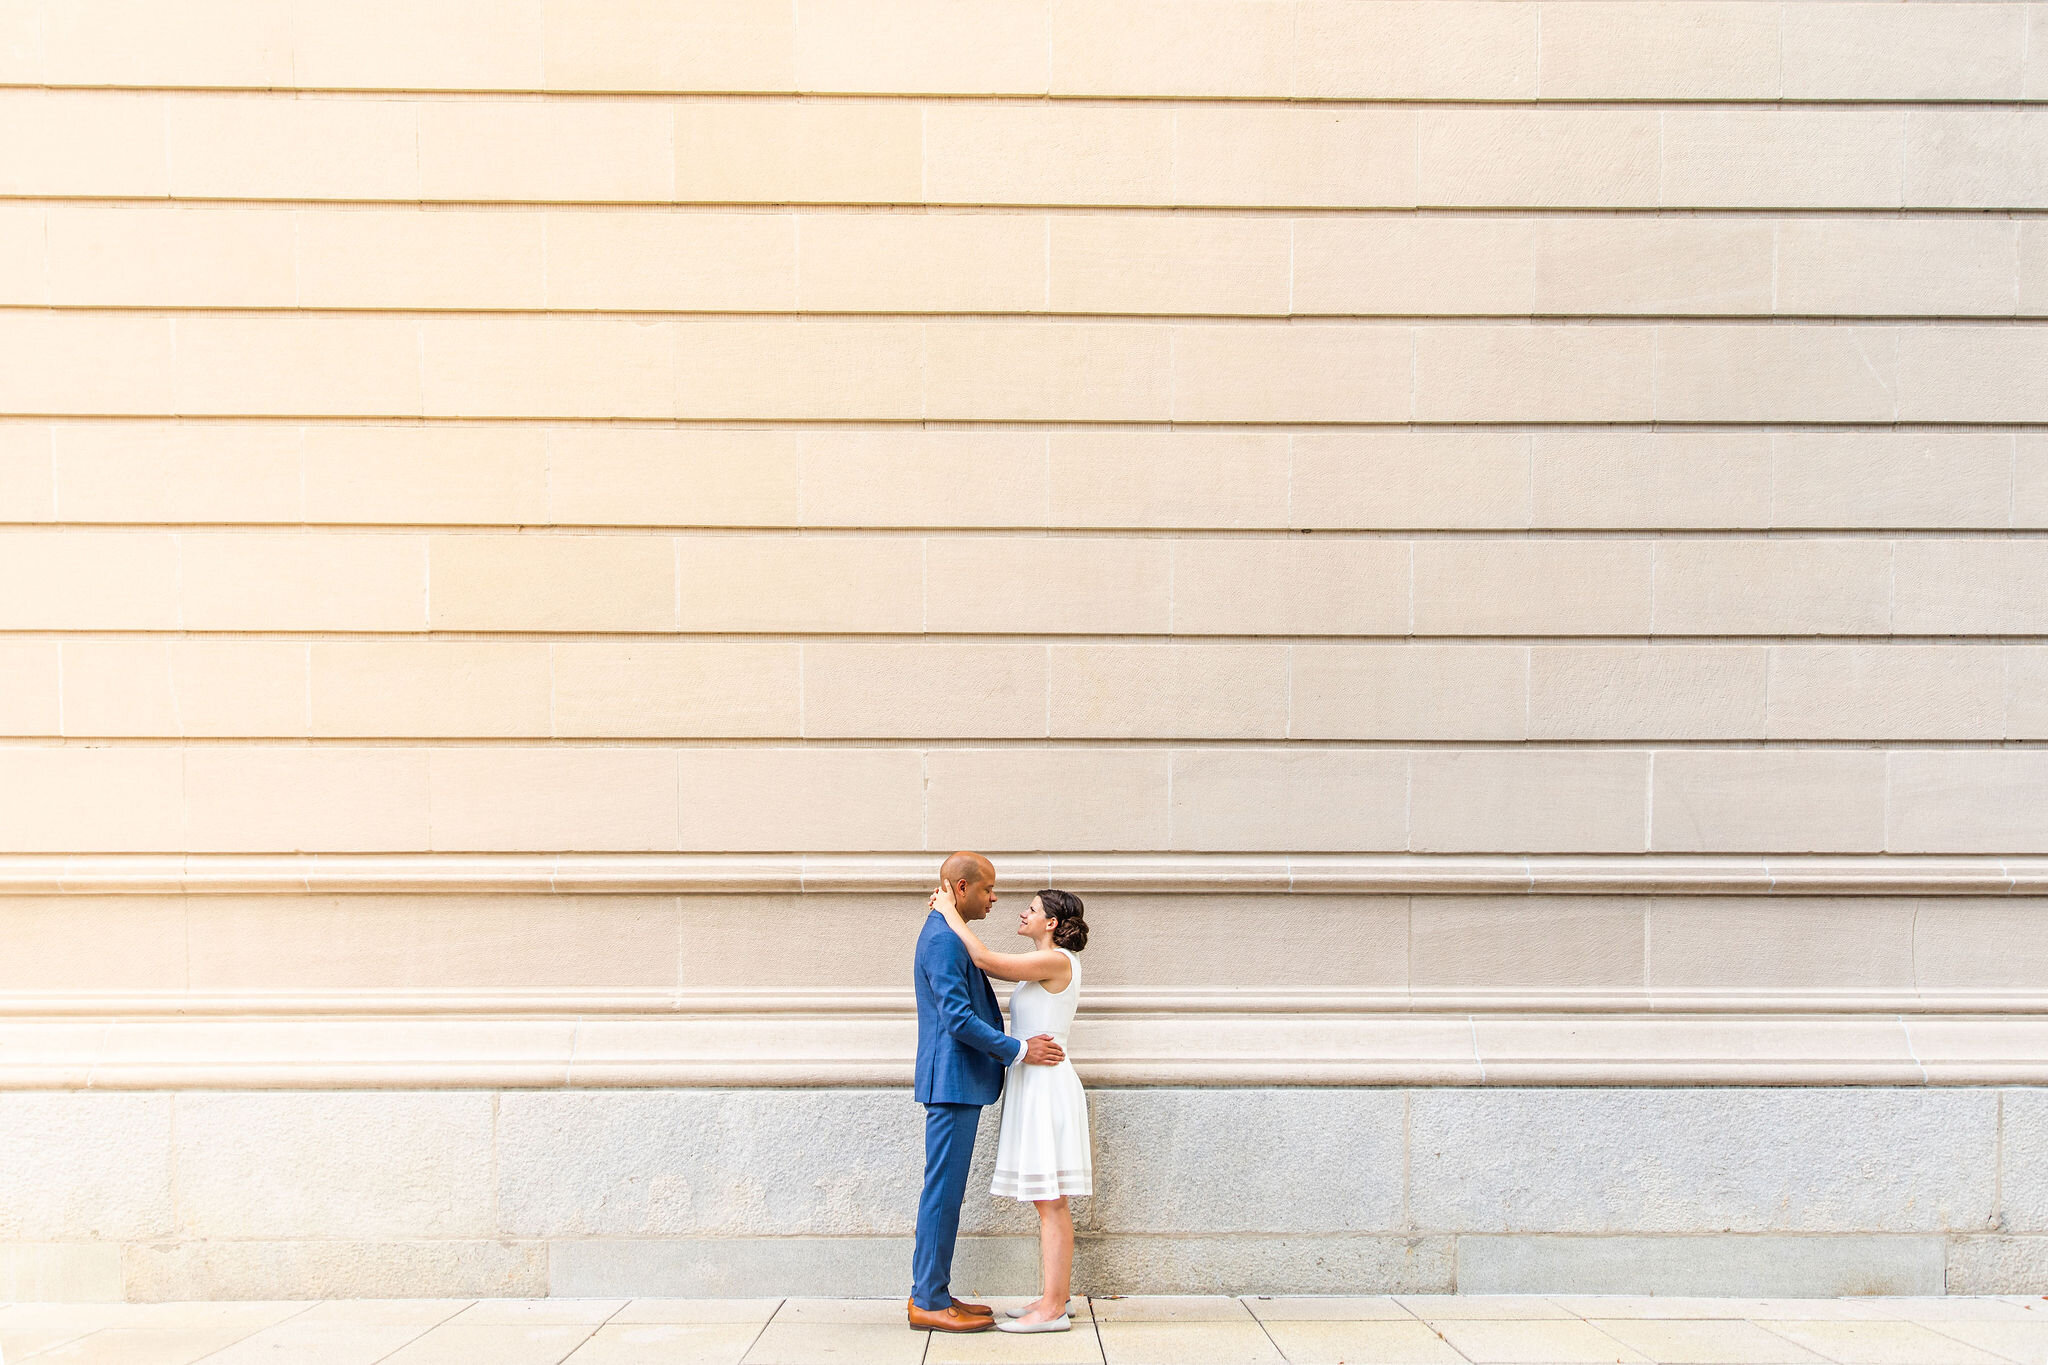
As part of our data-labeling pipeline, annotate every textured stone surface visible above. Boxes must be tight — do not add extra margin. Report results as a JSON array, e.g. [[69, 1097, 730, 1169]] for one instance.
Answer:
[[1996, 1089, 2048, 1231], [123, 1240, 547, 1302], [0, 1095, 173, 1240], [0, 1243, 123, 1301], [1458, 1235, 1946, 1296], [1946, 1236, 2048, 1294], [1409, 1089, 1997, 1234]]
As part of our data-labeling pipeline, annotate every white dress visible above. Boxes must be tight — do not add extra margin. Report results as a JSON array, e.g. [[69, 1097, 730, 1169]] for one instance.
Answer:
[[991, 947, 1092, 1201]]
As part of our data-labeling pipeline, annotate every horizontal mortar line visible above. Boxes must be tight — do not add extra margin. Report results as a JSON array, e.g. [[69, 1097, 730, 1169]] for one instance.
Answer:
[[9, 524, 2048, 539], [8, 194, 2048, 217], [13, 304, 2048, 326], [9, 632, 2047, 646], [5, 84, 2046, 111], [2, 735, 2043, 750]]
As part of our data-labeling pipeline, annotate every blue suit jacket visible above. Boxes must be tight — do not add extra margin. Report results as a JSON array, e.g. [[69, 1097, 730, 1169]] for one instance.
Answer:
[[913, 911, 1024, 1106]]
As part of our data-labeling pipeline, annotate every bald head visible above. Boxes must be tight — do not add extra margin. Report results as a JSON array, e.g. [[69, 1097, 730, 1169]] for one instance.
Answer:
[[939, 851, 997, 920]]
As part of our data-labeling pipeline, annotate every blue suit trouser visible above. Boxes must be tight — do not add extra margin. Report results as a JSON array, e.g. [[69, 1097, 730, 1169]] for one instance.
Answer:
[[911, 1102, 981, 1311]]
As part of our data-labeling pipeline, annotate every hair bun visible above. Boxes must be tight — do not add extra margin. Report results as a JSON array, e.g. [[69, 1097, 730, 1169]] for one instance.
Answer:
[[1040, 888, 1088, 953]]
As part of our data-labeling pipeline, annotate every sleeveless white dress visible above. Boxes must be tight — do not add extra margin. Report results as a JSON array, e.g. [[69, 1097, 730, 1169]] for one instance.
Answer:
[[992, 947, 1092, 1200]]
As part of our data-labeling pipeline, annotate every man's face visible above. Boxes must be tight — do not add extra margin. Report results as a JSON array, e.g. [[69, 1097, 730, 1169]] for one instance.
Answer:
[[952, 870, 997, 921]]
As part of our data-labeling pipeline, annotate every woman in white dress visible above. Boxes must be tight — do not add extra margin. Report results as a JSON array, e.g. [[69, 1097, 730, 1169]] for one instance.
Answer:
[[930, 884, 1091, 1334]]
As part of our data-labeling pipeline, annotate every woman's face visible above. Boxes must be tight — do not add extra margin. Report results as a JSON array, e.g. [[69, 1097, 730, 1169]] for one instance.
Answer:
[[1017, 895, 1050, 939]]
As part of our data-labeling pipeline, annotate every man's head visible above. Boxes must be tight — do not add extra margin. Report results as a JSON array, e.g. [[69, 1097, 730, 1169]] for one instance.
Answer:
[[939, 851, 997, 921]]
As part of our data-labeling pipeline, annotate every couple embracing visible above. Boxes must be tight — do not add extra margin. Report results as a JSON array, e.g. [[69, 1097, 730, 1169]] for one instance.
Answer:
[[907, 851, 1093, 1335]]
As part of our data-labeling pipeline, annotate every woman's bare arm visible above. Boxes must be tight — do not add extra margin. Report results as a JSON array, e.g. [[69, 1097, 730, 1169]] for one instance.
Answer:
[[931, 888, 1072, 988]]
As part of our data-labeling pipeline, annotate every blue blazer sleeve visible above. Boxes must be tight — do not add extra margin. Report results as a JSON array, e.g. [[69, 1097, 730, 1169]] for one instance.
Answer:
[[927, 937, 1024, 1066]]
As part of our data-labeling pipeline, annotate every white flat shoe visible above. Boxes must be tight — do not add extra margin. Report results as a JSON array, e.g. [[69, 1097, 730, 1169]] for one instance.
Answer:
[[998, 1314, 1071, 1334], [1004, 1302, 1070, 1318]]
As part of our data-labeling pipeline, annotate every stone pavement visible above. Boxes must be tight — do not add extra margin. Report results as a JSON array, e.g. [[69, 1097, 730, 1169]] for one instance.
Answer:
[[4, 1295, 2048, 1364]]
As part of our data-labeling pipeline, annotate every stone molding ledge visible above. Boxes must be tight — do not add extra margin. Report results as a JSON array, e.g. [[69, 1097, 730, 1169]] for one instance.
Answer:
[[7, 852, 2048, 896], [4, 1012, 2046, 1088]]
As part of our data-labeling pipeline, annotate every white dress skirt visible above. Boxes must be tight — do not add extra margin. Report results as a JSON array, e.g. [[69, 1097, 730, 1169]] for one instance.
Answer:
[[991, 947, 1093, 1201]]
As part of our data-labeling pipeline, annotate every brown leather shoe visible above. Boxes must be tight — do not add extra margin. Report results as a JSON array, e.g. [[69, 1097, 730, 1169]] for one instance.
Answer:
[[907, 1300, 995, 1333], [950, 1298, 995, 1316]]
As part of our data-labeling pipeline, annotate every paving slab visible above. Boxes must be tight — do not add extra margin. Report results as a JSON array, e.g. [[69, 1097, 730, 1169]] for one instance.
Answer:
[[608, 1298, 783, 1325], [1431, 1317, 1651, 1364], [1258, 1318, 1468, 1363], [1586, 1317, 1831, 1363], [1242, 1296, 1416, 1321], [1757, 1319, 2013, 1364], [564, 1321, 764, 1364], [1095, 1319, 1285, 1364], [377, 1322, 601, 1365], [742, 1321, 931, 1365]]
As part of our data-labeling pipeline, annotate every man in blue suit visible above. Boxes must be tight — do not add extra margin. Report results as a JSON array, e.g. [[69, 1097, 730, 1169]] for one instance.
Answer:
[[907, 851, 1065, 1333]]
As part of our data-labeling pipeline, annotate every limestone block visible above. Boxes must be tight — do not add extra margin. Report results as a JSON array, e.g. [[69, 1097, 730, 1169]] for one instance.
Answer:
[[0, 422, 52, 520], [174, 1093, 496, 1239], [1915, 901, 2048, 990], [1532, 218, 1773, 315], [1777, 220, 2019, 319], [1412, 540, 1652, 635], [429, 748, 679, 851], [430, 532, 671, 631], [52, 422, 301, 523], [1293, 217, 1534, 316], [45, 205, 294, 308], [1051, 215, 1287, 315], [1947, 1237, 2048, 1295], [1049, 0, 1286, 97], [1292, 644, 1527, 740], [546, 210, 793, 310], [185, 894, 682, 991], [2002, 1092, 2048, 1231], [1773, 431, 2014, 529], [182, 532, 426, 631], [926, 322, 1170, 421], [1538, 2, 1778, 99], [548, 1237, 1034, 1299], [174, 316, 423, 417], [547, 428, 799, 528], [303, 426, 551, 526], [0, 1243, 123, 1302], [1906, 112, 2048, 211], [1894, 540, 2048, 634], [0, 748, 184, 851], [927, 536, 1169, 634], [1049, 644, 1286, 739], [553, 643, 801, 738], [676, 536, 922, 632], [799, 0, 1045, 94], [1294, 0, 1534, 99], [924, 104, 1175, 205], [676, 101, 921, 203], [2025, 226, 2048, 318], [125, 1239, 546, 1302], [679, 748, 925, 851], [1419, 110, 1659, 207], [1049, 432, 1290, 529], [62, 640, 307, 738], [0, 530, 178, 629], [807, 643, 1046, 738], [0, 204, 43, 304], [1459, 1235, 1945, 1297], [185, 747, 431, 852], [1899, 325, 2048, 423], [1643, 897, 1916, 990], [676, 319, 921, 420], [1168, 749, 1408, 852], [1888, 751, 2048, 853], [40, 0, 290, 85], [0, 313, 175, 416], [2033, 5, 2048, 100], [1292, 431, 1531, 530], [166, 96, 416, 200], [1652, 540, 1892, 635], [542, 0, 794, 92], [0, 90, 168, 197], [1656, 324, 1898, 423], [674, 893, 925, 991], [1652, 751, 1886, 853], [0, 641, 58, 735], [0, 0, 34, 81], [423, 318, 672, 419], [59, 641, 181, 737], [1415, 325, 1654, 422], [1409, 897, 1644, 991], [1077, 1235, 1455, 1296], [1784, 3, 2023, 100], [311, 642, 551, 739], [1172, 323, 1411, 422], [801, 430, 1046, 529], [420, 100, 670, 201], [0, 1095, 173, 1240], [1412, 750, 1646, 853], [1175, 106, 1417, 208], [1086, 1091, 1404, 1232], [1173, 539, 1411, 635], [1662, 111, 1905, 209], [1408, 1089, 1997, 1233], [1072, 894, 1411, 993], [1767, 645, 2005, 741], [800, 213, 1041, 312], [2011, 647, 2048, 738], [298, 209, 546, 310], [928, 748, 1170, 850], [291, 0, 545, 90], [1528, 646, 1766, 741]]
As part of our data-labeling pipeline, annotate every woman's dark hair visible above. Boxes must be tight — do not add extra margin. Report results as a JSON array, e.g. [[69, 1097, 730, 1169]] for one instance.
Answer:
[[1039, 889, 1088, 953]]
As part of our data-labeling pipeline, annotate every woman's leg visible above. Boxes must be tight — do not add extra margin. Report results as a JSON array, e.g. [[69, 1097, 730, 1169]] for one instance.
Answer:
[[1023, 1197, 1074, 1322]]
